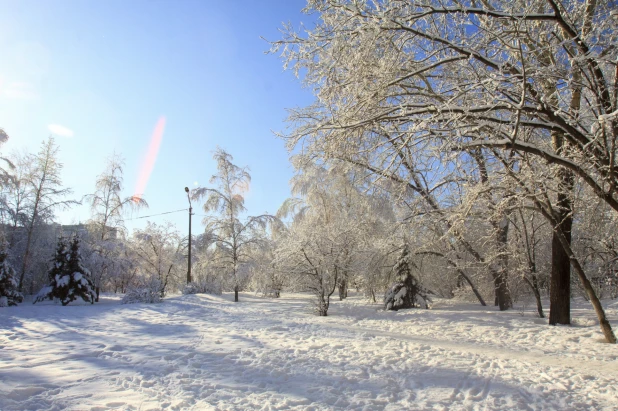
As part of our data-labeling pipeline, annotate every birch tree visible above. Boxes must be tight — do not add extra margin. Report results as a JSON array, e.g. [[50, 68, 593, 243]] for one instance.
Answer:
[[192, 148, 277, 302], [131, 222, 183, 297], [0, 128, 13, 188], [85, 154, 147, 300], [17, 137, 77, 292]]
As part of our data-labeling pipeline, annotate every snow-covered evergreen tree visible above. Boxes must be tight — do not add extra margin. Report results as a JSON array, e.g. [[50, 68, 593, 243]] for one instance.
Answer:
[[34, 236, 96, 305], [0, 241, 23, 307], [33, 237, 67, 304], [384, 245, 431, 310]]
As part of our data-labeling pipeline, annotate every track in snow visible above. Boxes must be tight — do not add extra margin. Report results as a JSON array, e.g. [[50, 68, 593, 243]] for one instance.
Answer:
[[1, 293, 617, 410]]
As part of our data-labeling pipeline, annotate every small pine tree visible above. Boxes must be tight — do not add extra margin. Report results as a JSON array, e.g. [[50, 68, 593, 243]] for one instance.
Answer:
[[0, 242, 23, 307], [34, 237, 69, 304], [384, 245, 431, 310], [34, 236, 96, 305]]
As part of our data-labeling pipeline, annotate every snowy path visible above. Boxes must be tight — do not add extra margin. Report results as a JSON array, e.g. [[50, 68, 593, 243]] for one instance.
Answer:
[[1, 294, 617, 410]]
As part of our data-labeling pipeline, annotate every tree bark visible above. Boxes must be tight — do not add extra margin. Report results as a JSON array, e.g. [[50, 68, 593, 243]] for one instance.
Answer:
[[234, 286, 239, 302], [338, 276, 347, 300], [493, 274, 512, 311], [555, 225, 616, 343], [534, 202, 616, 343], [549, 191, 573, 325], [493, 216, 513, 311]]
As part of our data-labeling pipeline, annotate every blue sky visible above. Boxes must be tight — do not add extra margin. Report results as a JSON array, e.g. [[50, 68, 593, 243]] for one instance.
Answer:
[[0, 0, 313, 234]]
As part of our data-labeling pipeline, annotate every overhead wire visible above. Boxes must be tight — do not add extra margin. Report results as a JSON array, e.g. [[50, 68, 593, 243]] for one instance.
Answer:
[[124, 208, 189, 221]]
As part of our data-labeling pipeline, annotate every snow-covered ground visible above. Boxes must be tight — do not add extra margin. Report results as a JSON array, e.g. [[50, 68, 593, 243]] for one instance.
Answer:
[[1, 293, 617, 411]]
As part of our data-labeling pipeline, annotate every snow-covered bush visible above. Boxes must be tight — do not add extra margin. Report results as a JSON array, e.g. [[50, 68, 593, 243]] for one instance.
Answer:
[[384, 279, 431, 310], [122, 278, 163, 304], [181, 278, 222, 296], [34, 236, 96, 306], [0, 242, 23, 306], [384, 245, 431, 310]]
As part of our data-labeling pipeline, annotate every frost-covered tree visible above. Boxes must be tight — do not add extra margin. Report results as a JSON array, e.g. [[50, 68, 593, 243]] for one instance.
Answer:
[[192, 148, 278, 302], [275, 217, 354, 316], [85, 154, 147, 300], [276, 161, 385, 314], [509, 208, 550, 318], [0, 128, 16, 227], [384, 245, 431, 310], [0, 127, 13, 188], [34, 236, 96, 306], [183, 232, 223, 295], [86, 154, 147, 241], [273, 0, 617, 342], [1, 152, 33, 237], [248, 236, 286, 298], [99, 240, 139, 294], [0, 241, 23, 307], [131, 222, 183, 297], [575, 200, 618, 300], [17, 137, 77, 292]]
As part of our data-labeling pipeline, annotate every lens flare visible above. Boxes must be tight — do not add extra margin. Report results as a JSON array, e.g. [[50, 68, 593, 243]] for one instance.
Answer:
[[133, 116, 166, 200]]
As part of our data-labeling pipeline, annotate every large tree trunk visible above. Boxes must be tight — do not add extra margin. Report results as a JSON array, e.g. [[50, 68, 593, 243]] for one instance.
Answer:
[[338, 275, 347, 300], [553, 224, 616, 343], [549, 186, 573, 325], [492, 216, 512, 311], [534, 201, 616, 343], [493, 273, 512, 311], [317, 285, 332, 316]]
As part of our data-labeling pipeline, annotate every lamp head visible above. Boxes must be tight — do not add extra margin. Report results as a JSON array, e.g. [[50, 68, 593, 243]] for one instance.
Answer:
[[184, 187, 189, 193]]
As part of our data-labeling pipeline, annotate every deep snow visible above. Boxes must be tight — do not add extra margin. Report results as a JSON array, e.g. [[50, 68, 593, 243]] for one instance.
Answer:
[[1, 293, 617, 410]]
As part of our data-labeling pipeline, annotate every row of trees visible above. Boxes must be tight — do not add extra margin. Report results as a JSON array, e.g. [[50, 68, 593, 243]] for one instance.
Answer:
[[0, 134, 193, 301], [0, 134, 282, 305], [2, 0, 617, 344], [268, 0, 618, 342]]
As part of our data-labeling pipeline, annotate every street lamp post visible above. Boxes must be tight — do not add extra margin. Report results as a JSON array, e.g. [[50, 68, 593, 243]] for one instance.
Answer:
[[185, 187, 192, 284]]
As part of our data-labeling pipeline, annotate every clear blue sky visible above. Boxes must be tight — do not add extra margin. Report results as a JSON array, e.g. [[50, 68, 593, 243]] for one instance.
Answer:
[[0, 0, 313, 234]]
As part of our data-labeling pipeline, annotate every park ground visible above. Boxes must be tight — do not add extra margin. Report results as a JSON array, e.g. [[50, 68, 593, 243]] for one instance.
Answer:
[[1, 292, 617, 410]]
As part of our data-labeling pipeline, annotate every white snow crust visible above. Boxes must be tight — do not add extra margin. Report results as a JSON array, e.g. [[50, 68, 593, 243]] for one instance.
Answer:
[[0, 293, 617, 410]]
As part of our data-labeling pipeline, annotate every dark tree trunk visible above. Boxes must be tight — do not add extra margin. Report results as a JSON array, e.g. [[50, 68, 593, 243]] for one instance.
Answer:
[[338, 276, 347, 300], [549, 124, 574, 325], [95, 287, 100, 302], [317, 292, 328, 316], [492, 216, 512, 311], [234, 286, 239, 302], [493, 274, 512, 311], [549, 192, 572, 325], [551, 220, 616, 343], [531, 191, 615, 343]]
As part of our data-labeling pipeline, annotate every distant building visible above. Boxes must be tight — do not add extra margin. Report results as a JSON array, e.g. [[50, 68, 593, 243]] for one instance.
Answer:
[[56, 223, 118, 241], [1, 223, 117, 242]]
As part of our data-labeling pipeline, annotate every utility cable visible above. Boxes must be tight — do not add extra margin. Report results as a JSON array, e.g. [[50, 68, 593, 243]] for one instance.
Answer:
[[124, 208, 189, 221]]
